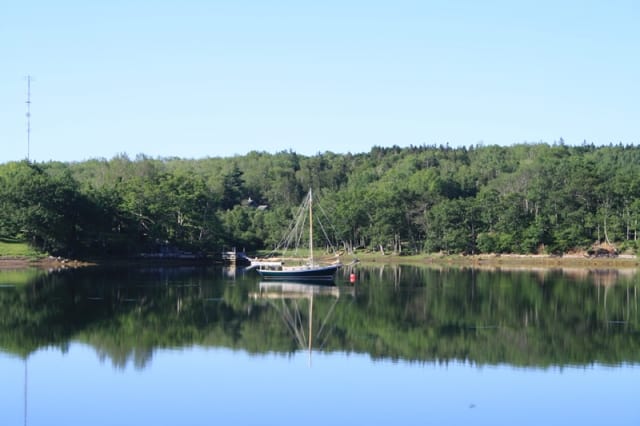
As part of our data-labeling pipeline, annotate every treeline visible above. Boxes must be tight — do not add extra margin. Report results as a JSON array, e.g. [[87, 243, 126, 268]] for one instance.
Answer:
[[1, 142, 640, 257]]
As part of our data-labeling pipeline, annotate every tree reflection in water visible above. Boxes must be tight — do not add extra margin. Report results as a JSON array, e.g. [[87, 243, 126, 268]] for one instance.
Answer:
[[0, 265, 638, 369]]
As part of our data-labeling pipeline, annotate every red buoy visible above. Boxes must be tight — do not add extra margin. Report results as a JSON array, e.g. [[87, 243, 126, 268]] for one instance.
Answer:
[[349, 273, 357, 283]]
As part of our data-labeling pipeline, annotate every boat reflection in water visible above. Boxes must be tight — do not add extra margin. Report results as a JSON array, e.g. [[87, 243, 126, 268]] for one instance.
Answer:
[[250, 281, 355, 364]]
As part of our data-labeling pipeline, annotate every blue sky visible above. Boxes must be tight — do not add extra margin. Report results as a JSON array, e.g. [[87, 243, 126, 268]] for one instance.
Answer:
[[1, 0, 638, 163]]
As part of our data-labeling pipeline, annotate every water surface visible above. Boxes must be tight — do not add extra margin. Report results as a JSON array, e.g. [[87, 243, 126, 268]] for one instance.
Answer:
[[1, 265, 639, 425]]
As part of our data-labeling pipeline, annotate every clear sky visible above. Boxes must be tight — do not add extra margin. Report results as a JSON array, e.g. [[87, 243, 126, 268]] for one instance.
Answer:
[[1, 0, 638, 163]]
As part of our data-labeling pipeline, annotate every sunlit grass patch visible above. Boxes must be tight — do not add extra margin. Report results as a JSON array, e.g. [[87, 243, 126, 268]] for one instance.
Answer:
[[0, 240, 43, 258]]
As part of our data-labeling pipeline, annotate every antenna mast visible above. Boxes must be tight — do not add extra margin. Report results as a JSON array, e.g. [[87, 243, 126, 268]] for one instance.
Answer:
[[25, 75, 32, 161]]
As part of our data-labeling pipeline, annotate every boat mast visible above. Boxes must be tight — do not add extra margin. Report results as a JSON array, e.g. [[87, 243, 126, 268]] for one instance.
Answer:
[[309, 188, 314, 264], [308, 293, 313, 361]]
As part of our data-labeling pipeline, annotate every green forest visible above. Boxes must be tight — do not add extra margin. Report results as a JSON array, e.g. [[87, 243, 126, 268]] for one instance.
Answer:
[[1, 142, 640, 258]]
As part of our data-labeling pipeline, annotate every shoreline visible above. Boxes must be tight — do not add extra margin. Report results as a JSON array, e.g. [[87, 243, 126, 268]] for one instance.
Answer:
[[0, 256, 95, 270], [2, 252, 639, 271], [353, 252, 640, 269]]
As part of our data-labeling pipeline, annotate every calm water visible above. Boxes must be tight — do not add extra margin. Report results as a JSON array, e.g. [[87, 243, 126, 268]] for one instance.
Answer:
[[1, 264, 639, 425]]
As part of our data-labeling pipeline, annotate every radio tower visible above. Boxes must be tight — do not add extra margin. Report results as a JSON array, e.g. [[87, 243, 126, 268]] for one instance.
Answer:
[[25, 75, 32, 161]]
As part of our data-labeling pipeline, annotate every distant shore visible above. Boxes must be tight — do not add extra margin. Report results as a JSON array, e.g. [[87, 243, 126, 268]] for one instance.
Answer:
[[0, 256, 95, 270], [1, 252, 639, 271], [355, 252, 640, 269]]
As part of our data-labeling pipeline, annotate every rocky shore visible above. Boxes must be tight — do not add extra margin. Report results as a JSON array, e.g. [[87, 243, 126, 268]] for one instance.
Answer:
[[0, 256, 94, 270], [355, 252, 640, 269]]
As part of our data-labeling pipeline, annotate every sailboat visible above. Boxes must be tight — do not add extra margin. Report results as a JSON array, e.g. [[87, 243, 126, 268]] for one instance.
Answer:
[[252, 189, 342, 281]]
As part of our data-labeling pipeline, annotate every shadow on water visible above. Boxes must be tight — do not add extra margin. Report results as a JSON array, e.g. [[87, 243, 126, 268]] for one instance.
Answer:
[[1, 264, 639, 369]]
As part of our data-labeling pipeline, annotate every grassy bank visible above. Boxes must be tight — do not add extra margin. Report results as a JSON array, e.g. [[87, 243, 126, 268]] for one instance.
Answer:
[[0, 240, 43, 258], [0, 240, 93, 270]]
